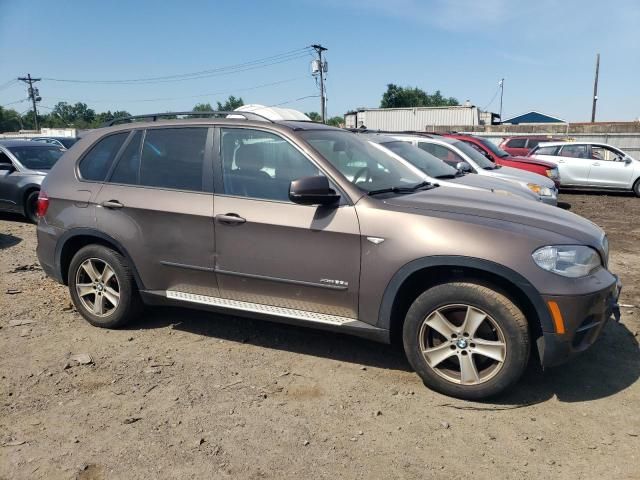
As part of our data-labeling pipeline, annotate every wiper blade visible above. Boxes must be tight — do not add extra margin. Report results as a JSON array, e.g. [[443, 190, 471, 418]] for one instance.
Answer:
[[435, 174, 457, 179], [368, 181, 436, 196]]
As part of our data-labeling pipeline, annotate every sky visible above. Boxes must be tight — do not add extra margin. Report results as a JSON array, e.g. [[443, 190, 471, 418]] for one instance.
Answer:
[[1, 0, 639, 122]]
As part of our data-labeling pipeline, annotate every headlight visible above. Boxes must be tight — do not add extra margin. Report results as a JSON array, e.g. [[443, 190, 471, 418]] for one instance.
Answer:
[[527, 183, 554, 197], [545, 168, 559, 179], [532, 245, 602, 277]]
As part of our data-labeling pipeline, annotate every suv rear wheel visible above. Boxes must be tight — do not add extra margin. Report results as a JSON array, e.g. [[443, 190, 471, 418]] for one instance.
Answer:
[[403, 282, 530, 400], [633, 178, 640, 197], [68, 245, 142, 328]]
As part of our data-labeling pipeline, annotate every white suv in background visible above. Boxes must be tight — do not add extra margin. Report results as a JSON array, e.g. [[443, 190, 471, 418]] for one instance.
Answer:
[[391, 134, 558, 205], [530, 142, 640, 196]]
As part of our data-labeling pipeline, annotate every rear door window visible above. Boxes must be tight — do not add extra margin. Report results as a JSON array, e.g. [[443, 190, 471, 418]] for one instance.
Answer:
[[560, 145, 589, 159], [533, 146, 559, 156], [79, 133, 128, 181], [138, 128, 208, 191], [506, 138, 526, 148], [109, 131, 143, 185]]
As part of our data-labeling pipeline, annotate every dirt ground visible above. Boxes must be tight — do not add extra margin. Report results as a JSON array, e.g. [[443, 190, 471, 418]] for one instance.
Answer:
[[1, 192, 639, 480]]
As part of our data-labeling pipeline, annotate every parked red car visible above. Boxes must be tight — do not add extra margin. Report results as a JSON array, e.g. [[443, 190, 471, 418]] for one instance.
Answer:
[[444, 134, 561, 187], [499, 136, 566, 157]]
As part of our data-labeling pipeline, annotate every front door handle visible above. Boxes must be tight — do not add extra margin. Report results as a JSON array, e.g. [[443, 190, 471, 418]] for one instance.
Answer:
[[101, 200, 124, 209], [592, 162, 600, 166], [216, 213, 246, 225]]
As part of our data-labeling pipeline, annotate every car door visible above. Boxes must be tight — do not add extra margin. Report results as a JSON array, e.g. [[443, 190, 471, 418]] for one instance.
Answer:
[[0, 149, 21, 212], [555, 144, 591, 185], [94, 127, 218, 296], [587, 145, 635, 188], [212, 127, 361, 320]]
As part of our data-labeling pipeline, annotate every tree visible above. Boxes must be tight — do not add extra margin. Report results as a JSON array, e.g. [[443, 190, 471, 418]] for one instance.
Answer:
[[380, 84, 459, 108], [0, 107, 23, 132], [216, 95, 243, 111], [305, 111, 321, 122], [326, 116, 344, 127]]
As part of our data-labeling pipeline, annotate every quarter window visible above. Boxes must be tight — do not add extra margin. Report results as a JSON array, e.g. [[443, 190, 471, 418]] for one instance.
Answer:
[[220, 128, 320, 201], [79, 132, 128, 181], [138, 128, 207, 191]]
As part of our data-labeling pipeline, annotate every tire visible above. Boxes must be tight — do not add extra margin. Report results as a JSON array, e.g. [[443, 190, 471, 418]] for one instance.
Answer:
[[24, 190, 39, 224], [402, 282, 530, 400], [633, 179, 640, 197], [68, 244, 142, 328]]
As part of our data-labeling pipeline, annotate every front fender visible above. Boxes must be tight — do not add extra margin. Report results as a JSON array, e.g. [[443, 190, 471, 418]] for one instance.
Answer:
[[377, 255, 553, 333]]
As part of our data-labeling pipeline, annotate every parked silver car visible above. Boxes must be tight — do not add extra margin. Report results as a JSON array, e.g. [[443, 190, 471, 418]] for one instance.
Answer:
[[391, 134, 559, 205], [356, 133, 541, 202], [530, 142, 640, 195], [0, 140, 65, 222]]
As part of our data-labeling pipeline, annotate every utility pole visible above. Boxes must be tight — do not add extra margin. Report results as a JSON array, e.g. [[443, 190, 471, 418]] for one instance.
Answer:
[[498, 78, 504, 122], [18, 74, 42, 131], [311, 44, 327, 123], [591, 53, 600, 123]]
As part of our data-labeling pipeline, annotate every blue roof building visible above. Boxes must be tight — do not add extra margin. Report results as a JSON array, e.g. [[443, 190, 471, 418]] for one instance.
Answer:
[[502, 111, 566, 124]]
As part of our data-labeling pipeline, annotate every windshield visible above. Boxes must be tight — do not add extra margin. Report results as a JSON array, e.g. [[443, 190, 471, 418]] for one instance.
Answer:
[[299, 130, 425, 193], [381, 141, 459, 178], [475, 137, 509, 158], [451, 140, 496, 169], [8, 145, 65, 170]]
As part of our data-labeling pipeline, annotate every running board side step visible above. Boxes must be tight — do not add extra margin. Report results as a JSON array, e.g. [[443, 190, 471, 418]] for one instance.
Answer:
[[161, 290, 388, 342]]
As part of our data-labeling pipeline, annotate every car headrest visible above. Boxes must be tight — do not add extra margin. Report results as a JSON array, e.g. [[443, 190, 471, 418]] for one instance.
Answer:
[[235, 144, 265, 171]]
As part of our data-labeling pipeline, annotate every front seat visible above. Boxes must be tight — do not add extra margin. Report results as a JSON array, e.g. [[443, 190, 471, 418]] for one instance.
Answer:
[[230, 143, 272, 198]]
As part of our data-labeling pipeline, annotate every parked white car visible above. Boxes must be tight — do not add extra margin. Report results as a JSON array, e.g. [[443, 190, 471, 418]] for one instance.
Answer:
[[529, 142, 640, 196], [391, 134, 559, 205]]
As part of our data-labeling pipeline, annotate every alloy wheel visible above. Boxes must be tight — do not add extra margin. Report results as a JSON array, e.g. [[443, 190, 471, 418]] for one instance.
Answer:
[[418, 304, 507, 385], [75, 258, 120, 317]]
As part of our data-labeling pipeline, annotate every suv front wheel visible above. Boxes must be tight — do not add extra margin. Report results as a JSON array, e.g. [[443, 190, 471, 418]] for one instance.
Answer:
[[68, 245, 142, 328], [403, 282, 530, 400]]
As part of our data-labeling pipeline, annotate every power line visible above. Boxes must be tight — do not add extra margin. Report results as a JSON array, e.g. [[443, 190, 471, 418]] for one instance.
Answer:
[[41, 48, 313, 85], [482, 84, 501, 111], [0, 79, 19, 92], [268, 94, 320, 108], [1, 98, 29, 107], [45, 76, 310, 104]]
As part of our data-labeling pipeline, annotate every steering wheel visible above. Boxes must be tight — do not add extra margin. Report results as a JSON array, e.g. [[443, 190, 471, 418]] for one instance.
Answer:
[[352, 166, 373, 184]]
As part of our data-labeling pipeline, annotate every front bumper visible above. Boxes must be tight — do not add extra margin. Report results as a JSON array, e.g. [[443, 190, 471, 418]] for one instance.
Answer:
[[537, 275, 621, 367]]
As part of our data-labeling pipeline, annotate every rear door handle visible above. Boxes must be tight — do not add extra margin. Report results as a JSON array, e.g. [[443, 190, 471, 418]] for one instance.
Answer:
[[101, 200, 124, 209], [216, 213, 246, 225]]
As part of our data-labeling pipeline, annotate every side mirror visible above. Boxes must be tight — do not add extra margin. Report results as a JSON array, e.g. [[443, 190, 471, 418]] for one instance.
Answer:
[[624, 157, 632, 164], [0, 163, 14, 172], [289, 176, 340, 206], [456, 161, 472, 173]]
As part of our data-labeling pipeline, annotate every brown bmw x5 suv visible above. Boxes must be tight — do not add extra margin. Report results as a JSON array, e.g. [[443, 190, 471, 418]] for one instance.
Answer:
[[36, 112, 621, 400]]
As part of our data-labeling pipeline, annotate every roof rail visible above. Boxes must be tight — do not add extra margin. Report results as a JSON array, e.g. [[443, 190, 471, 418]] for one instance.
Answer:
[[346, 128, 440, 137], [103, 110, 275, 127]]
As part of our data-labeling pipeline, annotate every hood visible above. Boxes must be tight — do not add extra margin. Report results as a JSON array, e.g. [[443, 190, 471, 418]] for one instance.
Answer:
[[506, 155, 556, 168], [448, 173, 539, 201], [489, 165, 555, 189], [381, 187, 603, 247]]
